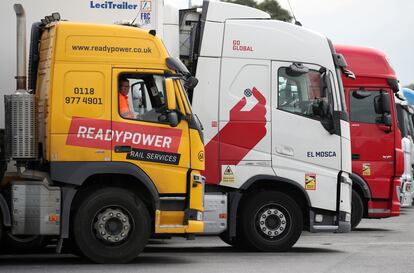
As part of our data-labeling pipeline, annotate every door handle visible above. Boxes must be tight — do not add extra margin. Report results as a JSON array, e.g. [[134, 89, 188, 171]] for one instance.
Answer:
[[352, 154, 360, 160], [114, 146, 131, 153], [275, 145, 294, 156]]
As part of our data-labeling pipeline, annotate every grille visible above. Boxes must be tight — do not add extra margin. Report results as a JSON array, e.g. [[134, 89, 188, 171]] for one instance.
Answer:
[[4, 92, 38, 159]]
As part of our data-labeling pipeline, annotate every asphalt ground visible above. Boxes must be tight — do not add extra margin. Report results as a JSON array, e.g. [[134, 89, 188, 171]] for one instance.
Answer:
[[1, 206, 413, 273]]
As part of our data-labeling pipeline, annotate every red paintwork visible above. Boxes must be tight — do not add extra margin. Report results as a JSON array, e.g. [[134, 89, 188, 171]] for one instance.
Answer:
[[335, 45, 401, 218], [202, 87, 267, 184]]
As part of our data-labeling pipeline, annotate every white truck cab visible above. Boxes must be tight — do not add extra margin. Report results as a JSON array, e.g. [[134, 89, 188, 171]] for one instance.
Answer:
[[395, 92, 414, 207], [173, 1, 352, 250]]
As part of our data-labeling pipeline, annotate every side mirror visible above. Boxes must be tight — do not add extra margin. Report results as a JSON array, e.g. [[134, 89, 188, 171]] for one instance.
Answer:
[[168, 111, 179, 127], [131, 88, 143, 112], [342, 68, 356, 80], [379, 113, 392, 133], [382, 93, 391, 114], [164, 78, 177, 111], [318, 99, 335, 133], [384, 114, 392, 126], [286, 63, 309, 77], [374, 92, 391, 114], [184, 76, 199, 89]]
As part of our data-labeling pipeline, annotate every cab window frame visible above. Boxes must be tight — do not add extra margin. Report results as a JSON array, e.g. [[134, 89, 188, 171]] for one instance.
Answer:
[[277, 65, 331, 121], [117, 73, 171, 124]]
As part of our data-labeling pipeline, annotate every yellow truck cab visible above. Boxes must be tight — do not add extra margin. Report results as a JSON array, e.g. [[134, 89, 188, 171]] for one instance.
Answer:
[[0, 6, 204, 264]]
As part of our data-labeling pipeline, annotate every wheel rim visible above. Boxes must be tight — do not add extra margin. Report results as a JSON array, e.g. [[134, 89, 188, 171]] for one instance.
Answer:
[[94, 207, 132, 245], [255, 203, 291, 240]]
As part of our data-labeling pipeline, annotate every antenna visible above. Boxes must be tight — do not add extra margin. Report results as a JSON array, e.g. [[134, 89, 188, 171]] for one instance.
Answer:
[[286, 0, 302, 26], [131, 11, 139, 25], [130, 2, 141, 25]]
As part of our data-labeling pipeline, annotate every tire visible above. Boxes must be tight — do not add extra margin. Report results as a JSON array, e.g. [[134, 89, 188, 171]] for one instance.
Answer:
[[1, 232, 45, 254], [351, 189, 363, 230], [73, 188, 150, 264], [0, 213, 3, 243], [240, 191, 303, 252]]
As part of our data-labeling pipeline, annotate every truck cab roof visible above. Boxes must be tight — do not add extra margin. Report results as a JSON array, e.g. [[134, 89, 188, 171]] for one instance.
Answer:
[[335, 45, 396, 80]]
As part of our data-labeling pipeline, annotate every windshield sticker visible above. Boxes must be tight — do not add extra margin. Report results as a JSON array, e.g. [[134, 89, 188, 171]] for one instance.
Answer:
[[305, 173, 316, 190]]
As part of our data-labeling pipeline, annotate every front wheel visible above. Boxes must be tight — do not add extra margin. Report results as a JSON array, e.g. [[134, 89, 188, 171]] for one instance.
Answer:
[[0, 213, 3, 243], [351, 189, 363, 230], [73, 188, 150, 264], [240, 191, 303, 252]]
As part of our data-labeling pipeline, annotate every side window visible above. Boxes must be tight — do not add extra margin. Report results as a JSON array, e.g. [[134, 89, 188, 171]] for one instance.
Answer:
[[404, 110, 414, 138], [349, 90, 389, 124], [118, 74, 167, 123], [277, 67, 325, 119], [396, 104, 407, 136]]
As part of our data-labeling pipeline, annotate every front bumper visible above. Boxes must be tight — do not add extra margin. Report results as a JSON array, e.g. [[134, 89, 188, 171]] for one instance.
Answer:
[[309, 210, 351, 233]]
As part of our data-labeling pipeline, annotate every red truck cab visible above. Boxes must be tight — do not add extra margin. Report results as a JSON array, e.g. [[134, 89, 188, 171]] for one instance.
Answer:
[[335, 45, 402, 229]]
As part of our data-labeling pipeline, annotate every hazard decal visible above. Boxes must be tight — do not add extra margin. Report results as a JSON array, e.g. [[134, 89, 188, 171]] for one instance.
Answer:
[[222, 165, 235, 183], [305, 173, 316, 190], [362, 163, 371, 176]]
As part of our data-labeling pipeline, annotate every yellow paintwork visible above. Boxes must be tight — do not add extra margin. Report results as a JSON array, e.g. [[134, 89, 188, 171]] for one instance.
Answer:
[[154, 210, 204, 234], [189, 170, 204, 212], [190, 129, 205, 171], [174, 81, 186, 114], [111, 68, 191, 194], [165, 79, 177, 110], [35, 21, 204, 234]]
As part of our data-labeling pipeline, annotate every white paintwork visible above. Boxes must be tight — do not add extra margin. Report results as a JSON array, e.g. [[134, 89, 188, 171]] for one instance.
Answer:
[[192, 1, 351, 217], [395, 93, 413, 207], [221, 20, 337, 73], [163, 4, 179, 57], [271, 61, 341, 211], [198, 21, 224, 57], [401, 137, 413, 207], [202, 0, 269, 23], [341, 120, 352, 173], [192, 57, 221, 144]]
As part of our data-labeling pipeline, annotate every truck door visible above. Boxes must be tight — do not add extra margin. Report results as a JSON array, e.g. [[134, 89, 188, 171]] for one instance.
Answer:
[[271, 61, 342, 211], [111, 68, 191, 195], [347, 89, 395, 199]]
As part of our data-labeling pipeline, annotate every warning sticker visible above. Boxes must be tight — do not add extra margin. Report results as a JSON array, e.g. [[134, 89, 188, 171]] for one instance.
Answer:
[[362, 163, 371, 176], [222, 165, 235, 183], [305, 173, 316, 190]]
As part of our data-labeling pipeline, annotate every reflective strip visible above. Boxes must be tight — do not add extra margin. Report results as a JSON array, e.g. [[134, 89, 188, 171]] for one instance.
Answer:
[[368, 208, 390, 214], [312, 225, 338, 231]]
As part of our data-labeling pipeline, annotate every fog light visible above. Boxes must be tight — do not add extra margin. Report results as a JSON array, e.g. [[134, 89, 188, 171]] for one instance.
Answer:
[[315, 214, 323, 223]]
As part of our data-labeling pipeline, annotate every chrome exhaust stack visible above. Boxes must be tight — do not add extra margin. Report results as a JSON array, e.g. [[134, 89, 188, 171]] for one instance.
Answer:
[[4, 4, 37, 161], [14, 3, 27, 91]]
